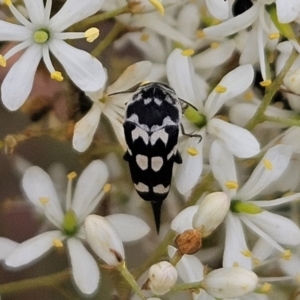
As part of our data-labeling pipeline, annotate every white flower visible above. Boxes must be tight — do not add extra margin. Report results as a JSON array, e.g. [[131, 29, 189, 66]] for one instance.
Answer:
[[167, 48, 259, 194], [209, 140, 300, 269], [0, 0, 106, 111], [4, 160, 150, 294], [72, 61, 152, 152], [147, 261, 178, 295]]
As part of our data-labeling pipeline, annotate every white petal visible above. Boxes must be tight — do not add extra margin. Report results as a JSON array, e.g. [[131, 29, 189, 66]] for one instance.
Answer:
[[1, 44, 42, 111], [209, 139, 237, 198], [252, 238, 275, 262], [106, 214, 150, 242], [5, 231, 62, 267], [49, 40, 106, 92], [107, 61, 152, 94], [207, 119, 260, 158], [246, 211, 300, 246], [24, 0, 45, 24], [67, 238, 100, 294], [178, 3, 201, 39], [203, 3, 259, 38], [73, 103, 102, 152], [193, 40, 236, 70], [279, 252, 300, 277], [276, 0, 300, 23], [205, 0, 230, 20], [22, 166, 64, 223], [171, 205, 198, 233], [72, 160, 108, 221], [237, 145, 293, 200], [174, 133, 205, 195], [223, 214, 252, 269], [167, 48, 202, 108], [0, 238, 18, 259], [204, 64, 254, 118], [49, 0, 105, 31], [0, 20, 31, 41], [84, 215, 125, 265]]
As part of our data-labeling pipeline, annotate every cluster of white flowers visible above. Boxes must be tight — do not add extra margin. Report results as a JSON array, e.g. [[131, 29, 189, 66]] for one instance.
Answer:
[[1, 0, 300, 299]]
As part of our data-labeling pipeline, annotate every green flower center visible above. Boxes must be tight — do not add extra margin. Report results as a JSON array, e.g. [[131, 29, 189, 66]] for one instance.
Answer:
[[230, 200, 263, 214], [184, 106, 207, 128], [33, 29, 50, 44], [63, 210, 78, 236]]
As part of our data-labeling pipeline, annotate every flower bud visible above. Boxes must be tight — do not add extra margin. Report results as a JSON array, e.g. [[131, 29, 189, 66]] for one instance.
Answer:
[[192, 192, 229, 237], [202, 267, 258, 298], [145, 261, 177, 295], [175, 229, 202, 254], [84, 214, 125, 265], [284, 69, 300, 95]]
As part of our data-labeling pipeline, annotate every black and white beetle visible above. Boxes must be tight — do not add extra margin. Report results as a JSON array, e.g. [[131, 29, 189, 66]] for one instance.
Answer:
[[123, 82, 184, 233]]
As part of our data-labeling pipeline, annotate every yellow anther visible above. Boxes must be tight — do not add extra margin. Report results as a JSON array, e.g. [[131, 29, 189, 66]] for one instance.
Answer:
[[259, 79, 272, 87], [39, 197, 49, 204], [182, 49, 194, 56], [4, 0, 12, 6], [196, 30, 206, 38], [243, 91, 254, 101], [140, 33, 150, 42], [85, 27, 99, 43], [241, 249, 252, 257], [149, 0, 164, 15], [51, 71, 64, 81], [232, 261, 239, 267], [187, 147, 198, 156], [263, 159, 273, 170], [252, 257, 260, 266], [0, 55, 7, 67], [67, 171, 77, 180], [281, 249, 292, 260], [268, 32, 280, 40], [33, 30, 49, 43], [261, 282, 272, 293], [215, 85, 227, 93], [53, 238, 64, 248], [210, 42, 220, 49], [225, 181, 238, 190], [103, 183, 111, 193], [140, 81, 150, 86]]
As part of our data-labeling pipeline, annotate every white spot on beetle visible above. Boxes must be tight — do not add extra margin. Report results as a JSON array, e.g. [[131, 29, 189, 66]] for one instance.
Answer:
[[150, 129, 169, 145], [153, 184, 169, 194], [136, 154, 148, 170], [134, 182, 149, 193], [151, 156, 163, 171], [131, 127, 149, 145]]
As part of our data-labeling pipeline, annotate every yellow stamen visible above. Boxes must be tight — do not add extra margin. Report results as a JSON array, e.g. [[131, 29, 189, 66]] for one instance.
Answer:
[[243, 91, 254, 101], [187, 147, 198, 156], [4, 0, 12, 6], [149, 0, 164, 15], [268, 32, 280, 40], [33, 30, 49, 43], [232, 261, 239, 267], [210, 42, 220, 49], [259, 79, 272, 87], [53, 238, 64, 248], [261, 282, 272, 293], [140, 81, 150, 86], [196, 30, 206, 38], [103, 183, 111, 193], [51, 71, 64, 82], [39, 197, 49, 204], [67, 171, 77, 180], [241, 249, 252, 257], [85, 27, 99, 43], [281, 249, 292, 260], [252, 257, 260, 266], [0, 55, 7, 67], [215, 85, 227, 93], [263, 159, 273, 170], [225, 180, 238, 190], [140, 33, 150, 42], [182, 49, 194, 56]]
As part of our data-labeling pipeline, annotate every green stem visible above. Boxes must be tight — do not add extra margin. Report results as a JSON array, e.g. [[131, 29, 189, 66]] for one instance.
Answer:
[[245, 49, 299, 131], [264, 115, 300, 127], [91, 22, 127, 57], [170, 281, 203, 292], [117, 262, 146, 300], [76, 6, 130, 28]]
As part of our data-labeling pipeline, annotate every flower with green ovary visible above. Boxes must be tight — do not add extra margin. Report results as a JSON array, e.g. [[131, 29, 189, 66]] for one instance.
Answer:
[[0, 0, 106, 111], [166, 48, 259, 195], [3, 160, 150, 295], [210, 140, 300, 269], [73, 60, 152, 152]]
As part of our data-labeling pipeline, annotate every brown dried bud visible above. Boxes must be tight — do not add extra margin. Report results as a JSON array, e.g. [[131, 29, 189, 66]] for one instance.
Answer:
[[175, 229, 202, 255]]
